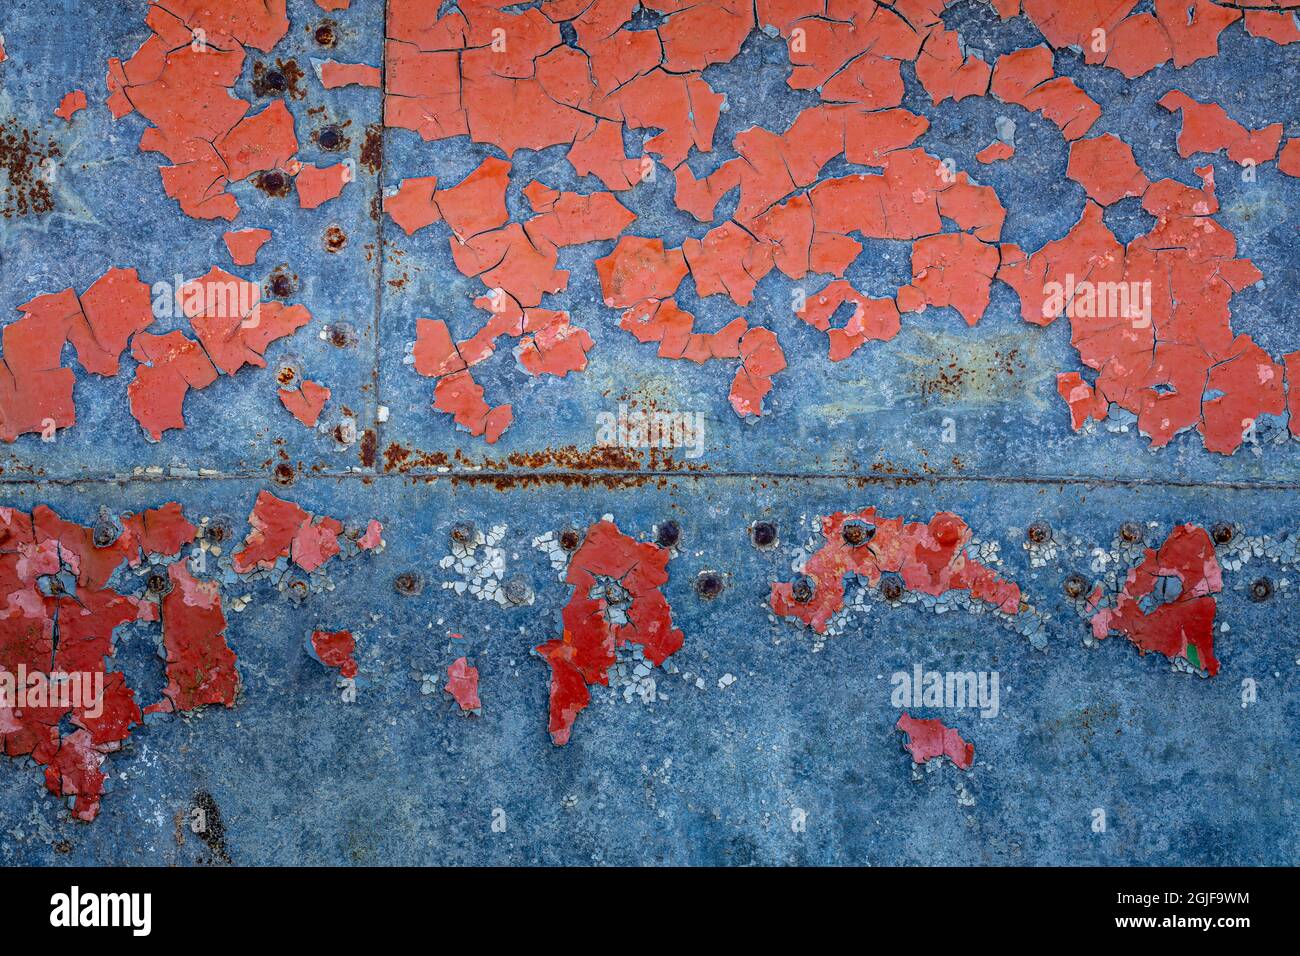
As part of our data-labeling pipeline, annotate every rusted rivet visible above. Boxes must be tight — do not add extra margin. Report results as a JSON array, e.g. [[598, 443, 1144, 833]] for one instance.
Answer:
[[842, 519, 875, 546], [1063, 573, 1089, 599], [1211, 522, 1234, 545], [323, 224, 347, 253], [267, 271, 295, 298], [145, 569, 172, 596], [880, 574, 905, 602], [92, 518, 117, 548], [790, 573, 815, 604], [275, 360, 300, 388], [654, 520, 681, 549], [1026, 521, 1052, 544], [264, 69, 287, 92], [287, 579, 309, 601], [695, 571, 724, 599], [204, 518, 231, 544], [1118, 521, 1144, 544], [317, 125, 344, 151], [601, 581, 630, 606], [314, 23, 336, 46], [272, 463, 296, 486], [1249, 577, 1273, 603], [450, 520, 477, 545], [750, 520, 777, 548], [558, 527, 582, 551], [503, 576, 532, 605], [326, 323, 357, 348], [256, 170, 290, 197], [393, 571, 423, 596]]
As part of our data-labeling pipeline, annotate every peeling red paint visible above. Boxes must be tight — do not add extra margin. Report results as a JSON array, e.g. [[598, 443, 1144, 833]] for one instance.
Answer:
[[1159, 91, 1283, 165], [445, 656, 480, 712], [317, 59, 381, 89], [279, 379, 331, 427], [223, 228, 272, 266], [535, 520, 682, 745], [232, 489, 382, 575], [54, 90, 88, 121], [1066, 133, 1150, 206], [1281, 138, 1300, 178], [311, 629, 358, 679], [146, 561, 240, 715], [772, 509, 1022, 634], [896, 713, 974, 770], [976, 141, 1015, 164], [1089, 524, 1223, 676], [295, 162, 351, 209]]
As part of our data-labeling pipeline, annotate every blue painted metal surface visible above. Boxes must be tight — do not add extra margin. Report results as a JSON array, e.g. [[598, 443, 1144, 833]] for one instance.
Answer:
[[0, 0, 1297, 864]]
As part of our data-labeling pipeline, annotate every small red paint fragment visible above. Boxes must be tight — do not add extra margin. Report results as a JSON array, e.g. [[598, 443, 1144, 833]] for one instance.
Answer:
[[772, 509, 1022, 634], [1278, 138, 1300, 178], [128, 331, 220, 441], [976, 141, 1014, 164], [896, 713, 974, 770], [536, 519, 683, 745], [315, 0, 350, 11], [232, 490, 381, 574], [1090, 524, 1223, 675], [317, 60, 381, 89], [445, 657, 481, 712], [296, 163, 351, 209], [279, 379, 330, 427], [223, 228, 272, 266], [54, 90, 88, 121], [311, 629, 358, 679]]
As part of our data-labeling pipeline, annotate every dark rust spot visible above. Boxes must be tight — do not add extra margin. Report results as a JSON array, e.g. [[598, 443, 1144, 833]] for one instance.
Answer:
[[326, 323, 357, 348], [655, 520, 681, 549], [1211, 522, 1235, 545], [360, 124, 383, 175], [252, 58, 304, 99], [1249, 577, 1273, 603], [359, 429, 377, 468], [695, 571, 724, 599], [316, 125, 347, 152], [145, 569, 172, 596], [255, 169, 291, 198], [559, 527, 582, 551], [266, 269, 296, 299], [1027, 521, 1052, 544], [1063, 573, 1089, 599], [324, 224, 348, 253], [450, 520, 476, 545], [790, 574, 816, 604], [393, 571, 423, 596], [1118, 521, 1144, 544], [879, 574, 905, 602], [750, 521, 778, 548], [314, 21, 337, 47], [1, 117, 60, 218], [842, 520, 874, 546], [273, 462, 296, 486]]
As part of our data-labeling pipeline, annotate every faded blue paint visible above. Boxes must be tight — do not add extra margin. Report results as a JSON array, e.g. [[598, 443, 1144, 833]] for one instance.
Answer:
[[0, 0, 1296, 864]]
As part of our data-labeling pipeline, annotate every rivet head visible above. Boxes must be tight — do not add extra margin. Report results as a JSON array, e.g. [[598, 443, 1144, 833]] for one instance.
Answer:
[[1249, 577, 1273, 603], [92, 519, 117, 549], [695, 571, 724, 599], [880, 575, 904, 602], [1027, 521, 1052, 544], [393, 571, 423, 596], [790, 574, 816, 604], [1063, 573, 1089, 599], [654, 520, 681, 550], [450, 521, 476, 545], [272, 463, 295, 486], [841, 519, 875, 546], [1118, 521, 1143, 544], [503, 576, 532, 605], [558, 527, 582, 552], [1210, 522, 1234, 545], [145, 570, 172, 596], [750, 521, 777, 548]]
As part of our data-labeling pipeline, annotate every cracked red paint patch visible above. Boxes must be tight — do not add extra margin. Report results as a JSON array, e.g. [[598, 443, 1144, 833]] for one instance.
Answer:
[[310, 628, 358, 679], [771, 509, 1022, 634], [1089, 524, 1223, 675], [317, 59, 381, 89], [896, 713, 974, 770], [1159, 91, 1283, 165], [231, 489, 383, 575], [445, 656, 480, 712], [279, 379, 331, 427], [535, 519, 682, 745]]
